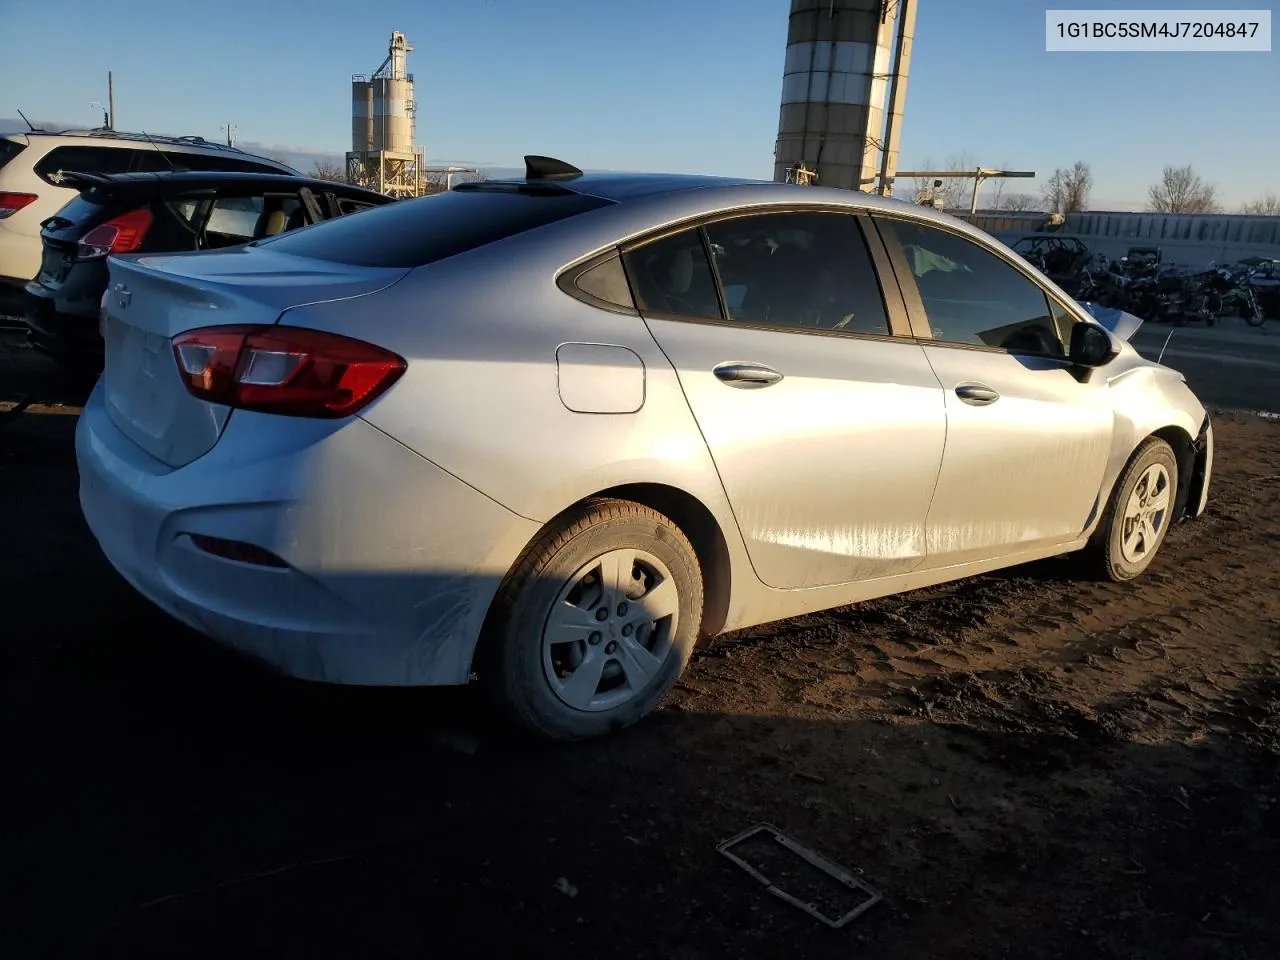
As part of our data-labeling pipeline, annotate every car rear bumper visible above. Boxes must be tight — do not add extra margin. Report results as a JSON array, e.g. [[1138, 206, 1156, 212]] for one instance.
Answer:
[[0, 221, 41, 288], [75, 382, 538, 685]]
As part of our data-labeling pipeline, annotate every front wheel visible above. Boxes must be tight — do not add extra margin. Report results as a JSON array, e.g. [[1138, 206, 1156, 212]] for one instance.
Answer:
[[480, 498, 704, 741], [1087, 438, 1179, 582]]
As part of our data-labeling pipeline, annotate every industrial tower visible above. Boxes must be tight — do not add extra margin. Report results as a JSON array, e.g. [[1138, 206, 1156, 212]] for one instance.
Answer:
[[346, 32, 426, 197], [773, 0, 917, 194]]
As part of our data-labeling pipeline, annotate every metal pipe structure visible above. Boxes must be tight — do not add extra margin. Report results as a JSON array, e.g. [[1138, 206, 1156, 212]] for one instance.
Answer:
[[895, 169, 1036, 213], [876, 0, 916, 196]]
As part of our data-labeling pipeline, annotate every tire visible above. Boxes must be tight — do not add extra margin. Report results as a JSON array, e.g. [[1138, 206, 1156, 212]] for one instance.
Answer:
[[1087, 438, 1179, 582], [480, 498, 703, 741]]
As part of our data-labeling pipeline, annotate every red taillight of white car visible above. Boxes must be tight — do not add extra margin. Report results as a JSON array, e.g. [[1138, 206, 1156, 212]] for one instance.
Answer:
[[171, 325, 407, 419], [77, 208, 154, 260], [0, 192, 38, 219]]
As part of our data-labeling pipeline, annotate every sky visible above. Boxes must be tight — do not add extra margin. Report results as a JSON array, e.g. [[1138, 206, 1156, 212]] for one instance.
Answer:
[[1, 0, 1275, 210]]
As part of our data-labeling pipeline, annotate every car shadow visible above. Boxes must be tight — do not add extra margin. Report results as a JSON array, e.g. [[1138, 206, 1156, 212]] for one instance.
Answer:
[[0, 329, 95, 421]]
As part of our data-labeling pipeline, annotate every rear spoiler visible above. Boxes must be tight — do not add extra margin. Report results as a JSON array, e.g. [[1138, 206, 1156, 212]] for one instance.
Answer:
[[54, 171, 165, 195], [53, 170, 121, 190]]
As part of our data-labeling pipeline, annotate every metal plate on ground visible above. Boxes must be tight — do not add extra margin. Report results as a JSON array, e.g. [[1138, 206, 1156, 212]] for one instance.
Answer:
[[717, 822, 882, 929]]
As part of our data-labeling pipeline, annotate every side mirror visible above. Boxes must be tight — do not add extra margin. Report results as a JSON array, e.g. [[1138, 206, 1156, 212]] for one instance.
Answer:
[[1069, 322, 1119, 368]]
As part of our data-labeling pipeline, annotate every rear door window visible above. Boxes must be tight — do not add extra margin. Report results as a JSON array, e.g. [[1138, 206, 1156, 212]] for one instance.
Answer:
[[335, 197, 377, 216], [34, 145, 133, 184], [704, 211, 890, 335], [255, 184, 613, 267], [621, 229, 722, 320]]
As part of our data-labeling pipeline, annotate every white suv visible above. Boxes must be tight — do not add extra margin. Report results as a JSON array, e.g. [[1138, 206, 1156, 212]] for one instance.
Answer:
[[0, 129, 297, 290]]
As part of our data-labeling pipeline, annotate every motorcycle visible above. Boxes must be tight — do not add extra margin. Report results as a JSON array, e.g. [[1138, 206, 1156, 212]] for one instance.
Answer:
[[1192, 265, 1264, 327]]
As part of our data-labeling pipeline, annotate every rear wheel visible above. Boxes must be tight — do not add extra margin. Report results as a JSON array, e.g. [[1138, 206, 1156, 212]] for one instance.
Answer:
[[1087, 438, 1178, 582], [481, 498, 703, 741]]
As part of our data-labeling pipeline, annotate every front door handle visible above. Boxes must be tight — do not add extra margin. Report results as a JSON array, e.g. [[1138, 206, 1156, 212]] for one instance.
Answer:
[[713, 361, 784, 388], [955, 383, 1000, 405]]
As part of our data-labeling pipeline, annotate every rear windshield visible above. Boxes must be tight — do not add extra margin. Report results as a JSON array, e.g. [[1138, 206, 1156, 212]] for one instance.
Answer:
[[0, 138, 27, 171], [254, 185, 613, 268], [49, 194, 106, 226]]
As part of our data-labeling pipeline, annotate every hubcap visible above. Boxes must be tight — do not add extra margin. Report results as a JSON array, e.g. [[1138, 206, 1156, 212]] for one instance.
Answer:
[[541, 548, 680, 712], [1120, 463, 1171, 564]]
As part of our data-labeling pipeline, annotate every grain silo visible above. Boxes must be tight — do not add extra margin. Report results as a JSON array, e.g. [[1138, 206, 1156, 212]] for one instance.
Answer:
[[774, 0, 916, 193], [345, 31, 426, 197]]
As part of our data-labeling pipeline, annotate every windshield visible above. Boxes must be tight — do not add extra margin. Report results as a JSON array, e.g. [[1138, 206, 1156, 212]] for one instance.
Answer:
[[48, 193, 106, 227]]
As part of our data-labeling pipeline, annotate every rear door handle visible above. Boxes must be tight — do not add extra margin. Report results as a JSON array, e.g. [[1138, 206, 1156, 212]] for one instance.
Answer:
[[713, 361, 784, 388], [955, 383, 1000, 405]]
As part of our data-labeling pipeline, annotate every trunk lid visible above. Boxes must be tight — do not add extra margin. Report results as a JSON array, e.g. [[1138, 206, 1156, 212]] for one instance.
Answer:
[[101, 246, 409, 467]]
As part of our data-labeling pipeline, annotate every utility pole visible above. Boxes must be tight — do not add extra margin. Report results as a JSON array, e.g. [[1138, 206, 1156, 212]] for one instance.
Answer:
[[107, 71, 115, 129]]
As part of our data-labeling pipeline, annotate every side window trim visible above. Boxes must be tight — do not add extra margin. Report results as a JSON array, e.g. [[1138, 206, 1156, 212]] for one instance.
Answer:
[[696, 224, 731, 325], [557, 248, 639, 316], [298, 186, 324, 223], [619, 206, 906, 344], [872, 213, 1075, 359], [869, 216, 933, 340], [855, 213, 913, 339]]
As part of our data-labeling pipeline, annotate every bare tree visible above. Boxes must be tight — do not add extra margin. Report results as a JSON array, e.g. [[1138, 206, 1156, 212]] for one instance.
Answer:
[[1147, 165, 1219, 214], [987, 160, 1013, 211], [1240, 193, 1280, 215], [1041, 161, 1092, 213], [1001, 193, 1038, 212], [939, 152, 976, 209], [309, 160, 347, 183]]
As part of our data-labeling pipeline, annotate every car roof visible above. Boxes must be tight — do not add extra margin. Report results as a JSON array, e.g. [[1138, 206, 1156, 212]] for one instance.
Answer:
[[76, 170, 390, 200], [481, 167, 948, 221], [14, 128, 280, 158]]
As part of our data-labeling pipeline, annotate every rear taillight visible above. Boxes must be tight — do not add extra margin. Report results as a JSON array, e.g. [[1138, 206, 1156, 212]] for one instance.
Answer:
[[0, 192, 37, 219], [171, 325, 406, 419], [76, 208, 154, 260]]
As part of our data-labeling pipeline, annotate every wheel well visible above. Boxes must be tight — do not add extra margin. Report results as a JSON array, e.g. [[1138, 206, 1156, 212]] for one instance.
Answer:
[[1150, 425, 1196, 518], [591, 482, 732, 639]]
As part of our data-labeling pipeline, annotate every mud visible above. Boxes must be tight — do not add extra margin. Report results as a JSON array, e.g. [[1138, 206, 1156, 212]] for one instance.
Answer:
[[1, 331, 1278, 959]]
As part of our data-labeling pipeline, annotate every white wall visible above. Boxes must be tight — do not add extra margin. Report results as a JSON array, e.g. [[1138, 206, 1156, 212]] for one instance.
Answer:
[[966, 211, 1280, 268]]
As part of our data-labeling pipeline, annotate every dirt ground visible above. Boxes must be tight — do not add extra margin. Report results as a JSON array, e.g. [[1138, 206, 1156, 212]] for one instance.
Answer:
[[2, 331, 1278, 959]]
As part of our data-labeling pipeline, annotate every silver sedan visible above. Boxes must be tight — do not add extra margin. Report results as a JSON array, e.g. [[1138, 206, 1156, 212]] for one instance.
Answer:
[[76, 156, 1212, 740]]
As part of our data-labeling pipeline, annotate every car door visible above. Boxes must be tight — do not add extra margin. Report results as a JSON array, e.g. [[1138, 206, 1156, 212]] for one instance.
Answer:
[[621, 209, 947, 590], [873, 215, 1115, 568]]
